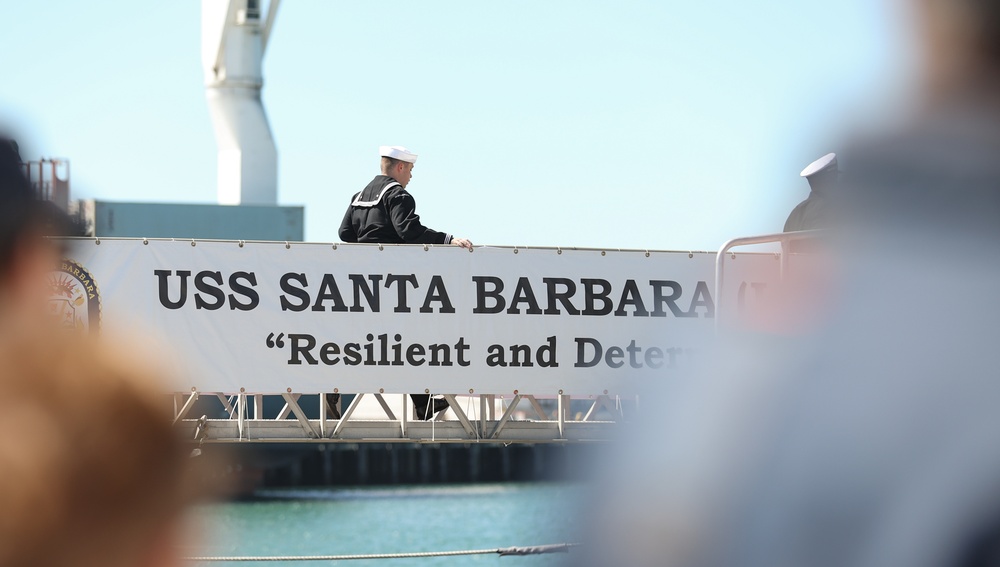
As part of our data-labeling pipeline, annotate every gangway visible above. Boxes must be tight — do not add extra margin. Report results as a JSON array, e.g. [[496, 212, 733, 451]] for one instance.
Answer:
[[175, 391, 628, 444], [55, 236, 796, 444]]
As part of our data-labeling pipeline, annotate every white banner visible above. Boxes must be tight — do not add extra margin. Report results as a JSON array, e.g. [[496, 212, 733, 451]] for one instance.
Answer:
[[53, 240, 778, 395]]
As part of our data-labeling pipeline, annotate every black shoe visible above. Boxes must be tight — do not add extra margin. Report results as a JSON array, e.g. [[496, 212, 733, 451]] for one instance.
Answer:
[[414, 397, 450, 420], [432, 398, 450, 415]]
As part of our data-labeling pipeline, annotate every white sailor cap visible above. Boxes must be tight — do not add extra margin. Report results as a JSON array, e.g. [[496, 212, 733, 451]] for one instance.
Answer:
[[379, 145, 418, 164], [800, 152, 837, 178]]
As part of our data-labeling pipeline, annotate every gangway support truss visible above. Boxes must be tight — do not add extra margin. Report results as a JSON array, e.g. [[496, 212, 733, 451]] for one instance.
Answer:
[[175, 392, 623, 444]]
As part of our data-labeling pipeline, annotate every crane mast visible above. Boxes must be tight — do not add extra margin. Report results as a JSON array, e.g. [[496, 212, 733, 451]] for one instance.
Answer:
[[201, 0, 281, 205]]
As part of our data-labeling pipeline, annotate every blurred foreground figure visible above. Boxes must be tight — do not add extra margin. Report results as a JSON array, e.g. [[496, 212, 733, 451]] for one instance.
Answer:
[[581, 2, 1000, 566], [0, 336, 193, 567], [0, 138, 74, 325], [0, 141, 196, 567]]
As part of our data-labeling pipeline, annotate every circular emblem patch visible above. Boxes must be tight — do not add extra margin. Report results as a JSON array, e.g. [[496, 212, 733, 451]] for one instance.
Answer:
[[49, 259, 101, 332]]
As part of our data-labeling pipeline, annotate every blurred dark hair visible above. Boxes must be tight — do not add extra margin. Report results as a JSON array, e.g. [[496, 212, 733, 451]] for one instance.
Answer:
[[956, 0, 1000, 61], [0, 138, 78, 279]]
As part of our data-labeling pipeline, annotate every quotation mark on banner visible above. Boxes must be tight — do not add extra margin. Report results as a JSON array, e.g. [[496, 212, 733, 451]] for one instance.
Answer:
[[266, 333, 286, 349]]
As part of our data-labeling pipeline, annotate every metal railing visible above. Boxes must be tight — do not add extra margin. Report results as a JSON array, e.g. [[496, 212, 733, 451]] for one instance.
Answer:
[[22, 158, 70, 210], [714, 230, 824, 331]]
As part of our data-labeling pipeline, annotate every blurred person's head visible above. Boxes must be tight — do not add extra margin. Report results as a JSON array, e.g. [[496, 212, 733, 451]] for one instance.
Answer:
[[0, 333, 195, 567], [0, 138, 75, 317], [915, 0, 1000, 94]]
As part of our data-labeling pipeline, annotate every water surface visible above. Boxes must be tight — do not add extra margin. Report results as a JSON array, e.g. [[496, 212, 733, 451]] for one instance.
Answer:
[[192, 483, 582, 567]]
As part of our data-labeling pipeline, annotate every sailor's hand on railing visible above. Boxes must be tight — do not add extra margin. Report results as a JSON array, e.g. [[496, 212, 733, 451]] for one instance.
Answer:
[[451, 237, 473, 249]]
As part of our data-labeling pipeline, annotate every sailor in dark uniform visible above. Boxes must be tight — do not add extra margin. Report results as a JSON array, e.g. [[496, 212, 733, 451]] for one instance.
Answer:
[[337, 145, 472, 420], [339, 145, 472, 249], [784, 152, 838, 252]]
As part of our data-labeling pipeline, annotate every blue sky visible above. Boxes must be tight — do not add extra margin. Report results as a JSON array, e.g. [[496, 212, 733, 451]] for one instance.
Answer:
[[1, 1, 913, 250]]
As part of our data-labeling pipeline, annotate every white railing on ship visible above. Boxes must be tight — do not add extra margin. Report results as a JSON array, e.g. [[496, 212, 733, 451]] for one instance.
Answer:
[[714, 230, 823, 331]]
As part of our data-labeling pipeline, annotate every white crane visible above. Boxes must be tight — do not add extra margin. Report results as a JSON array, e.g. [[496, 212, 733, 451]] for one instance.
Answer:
[[201, 0, 281, 205]]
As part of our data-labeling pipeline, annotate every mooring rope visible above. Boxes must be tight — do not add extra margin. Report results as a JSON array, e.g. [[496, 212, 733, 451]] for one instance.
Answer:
[[185, 543, 577, 562]]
